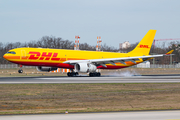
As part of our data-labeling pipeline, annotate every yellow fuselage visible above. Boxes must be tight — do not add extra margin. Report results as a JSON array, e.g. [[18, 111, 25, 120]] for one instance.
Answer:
[[3, 48, 143, 69]]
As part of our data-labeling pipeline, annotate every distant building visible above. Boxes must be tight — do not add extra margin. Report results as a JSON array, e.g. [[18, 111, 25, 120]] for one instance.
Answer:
[[137, 61, 150, 68], [119, 41, 131, 49]]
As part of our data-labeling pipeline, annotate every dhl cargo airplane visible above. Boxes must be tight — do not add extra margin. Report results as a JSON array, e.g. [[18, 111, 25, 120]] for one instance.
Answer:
[[3, 30, 173, 77]]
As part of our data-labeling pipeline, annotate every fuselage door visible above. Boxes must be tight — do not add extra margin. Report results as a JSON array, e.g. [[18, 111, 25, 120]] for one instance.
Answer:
[[21, 50, 27, 60]]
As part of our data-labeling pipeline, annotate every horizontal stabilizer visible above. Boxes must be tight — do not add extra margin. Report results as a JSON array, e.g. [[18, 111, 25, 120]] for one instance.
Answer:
[[165, 50, 174, 55]]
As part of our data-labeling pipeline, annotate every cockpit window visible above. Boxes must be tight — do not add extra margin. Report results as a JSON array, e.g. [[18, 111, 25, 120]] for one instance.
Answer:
[[7, 51, 16, 54]]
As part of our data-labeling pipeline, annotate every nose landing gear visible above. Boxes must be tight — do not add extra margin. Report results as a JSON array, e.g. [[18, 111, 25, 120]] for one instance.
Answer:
[[18, 65, 23, 73]]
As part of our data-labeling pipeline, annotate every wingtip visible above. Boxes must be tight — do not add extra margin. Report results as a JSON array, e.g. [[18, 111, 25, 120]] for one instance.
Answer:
[[165, 50, 174, 55]]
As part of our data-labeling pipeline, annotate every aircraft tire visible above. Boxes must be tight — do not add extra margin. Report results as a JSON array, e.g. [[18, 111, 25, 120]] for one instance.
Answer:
[[89, 72, 101, 77], [18, 69, 23, 73], [97, 72, 101, 77], [67, 72, 71, 77], [75, 72, 79, 76], [89, 73, 93, 77], [67, 72, 69, 77], [67, 72, 78, 77]]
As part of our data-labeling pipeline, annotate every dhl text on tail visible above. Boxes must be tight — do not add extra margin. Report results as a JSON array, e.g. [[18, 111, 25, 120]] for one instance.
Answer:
[[3, 30, 173, 77]]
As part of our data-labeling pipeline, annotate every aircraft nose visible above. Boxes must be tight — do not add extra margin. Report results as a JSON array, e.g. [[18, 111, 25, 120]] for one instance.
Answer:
[[3, 54, 8, 60]]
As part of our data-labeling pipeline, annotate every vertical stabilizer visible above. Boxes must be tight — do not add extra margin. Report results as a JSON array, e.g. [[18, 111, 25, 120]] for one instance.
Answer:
[[128, 30, 156, 56]]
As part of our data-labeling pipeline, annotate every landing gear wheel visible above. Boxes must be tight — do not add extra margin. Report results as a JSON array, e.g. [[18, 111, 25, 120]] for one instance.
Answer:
[[67, 72, 73, 77], [18, 69, 23, 73], [89, 72, 101, 77], [97, 72, 101, 77], [67, 72, 79, 77], [75, 72, 79, 76], [89, 73, 93, 77], [67, 72, 70, 77]]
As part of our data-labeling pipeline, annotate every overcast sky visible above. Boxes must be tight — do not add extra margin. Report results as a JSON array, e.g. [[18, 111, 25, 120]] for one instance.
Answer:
[[0, 0, 180, 48]]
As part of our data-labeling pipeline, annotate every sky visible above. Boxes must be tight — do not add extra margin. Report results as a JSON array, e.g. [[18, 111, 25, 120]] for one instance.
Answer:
[[0, 0, 180, 48]]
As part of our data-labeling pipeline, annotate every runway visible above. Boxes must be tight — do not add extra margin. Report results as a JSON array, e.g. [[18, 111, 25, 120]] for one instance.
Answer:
[[1, 110, 180, 120], [1, 75, 180, 84]]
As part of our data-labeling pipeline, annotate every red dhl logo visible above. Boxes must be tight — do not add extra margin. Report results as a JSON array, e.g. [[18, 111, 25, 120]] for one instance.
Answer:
[[28, 52, 65, 61], [139, 45, 150, 48]]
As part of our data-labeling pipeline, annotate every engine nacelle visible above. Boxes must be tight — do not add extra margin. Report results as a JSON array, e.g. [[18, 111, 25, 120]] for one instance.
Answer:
[[74, 63, 97, 73], [36, 66, 58, 72]]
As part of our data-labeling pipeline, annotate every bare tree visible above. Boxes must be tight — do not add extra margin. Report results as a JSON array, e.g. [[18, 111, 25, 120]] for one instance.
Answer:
[[1, 36, 179, 65]]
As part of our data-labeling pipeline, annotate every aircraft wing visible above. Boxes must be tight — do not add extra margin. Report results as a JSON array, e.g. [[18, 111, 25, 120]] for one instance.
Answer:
[[63, 54, 164, 67], [64, 50, 173, 67]]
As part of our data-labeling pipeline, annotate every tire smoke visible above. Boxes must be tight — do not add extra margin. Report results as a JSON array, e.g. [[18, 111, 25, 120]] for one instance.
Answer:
[[108, 70, 141, 77]]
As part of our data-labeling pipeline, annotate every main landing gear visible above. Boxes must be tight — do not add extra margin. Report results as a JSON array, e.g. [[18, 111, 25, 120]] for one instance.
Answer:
[[67, 69, 101, 77], [67, 72, 101, 77], [89, 72, 101, 77], [67, 72, 79, 77]]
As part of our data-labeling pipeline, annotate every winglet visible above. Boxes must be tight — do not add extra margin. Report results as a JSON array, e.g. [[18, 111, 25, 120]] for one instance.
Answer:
[[165, 50, 174, 55]]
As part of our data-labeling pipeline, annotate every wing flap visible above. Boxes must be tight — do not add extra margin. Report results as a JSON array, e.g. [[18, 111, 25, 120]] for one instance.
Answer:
[[114, 60, 126, 65]]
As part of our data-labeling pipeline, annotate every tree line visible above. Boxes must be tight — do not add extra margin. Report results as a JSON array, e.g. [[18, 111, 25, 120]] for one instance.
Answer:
[[0, 36, 179, 64]]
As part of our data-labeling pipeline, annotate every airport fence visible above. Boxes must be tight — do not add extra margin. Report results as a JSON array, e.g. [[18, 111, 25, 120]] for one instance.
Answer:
[[0, 64, 35, 69], [135, 64, 180, 68], [0, 64, 180, 69], [150, 64, 179, 68]]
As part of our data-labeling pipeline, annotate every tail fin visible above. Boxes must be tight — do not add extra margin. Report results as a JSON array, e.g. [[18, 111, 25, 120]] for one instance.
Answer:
[[128, 30, 156, 56]]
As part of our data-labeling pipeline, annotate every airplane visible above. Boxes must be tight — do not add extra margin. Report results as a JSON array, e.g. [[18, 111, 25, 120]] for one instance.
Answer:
[[3, 30, 174, 77]]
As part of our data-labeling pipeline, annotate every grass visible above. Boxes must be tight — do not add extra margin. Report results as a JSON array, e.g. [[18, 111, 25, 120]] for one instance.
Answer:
[[0, 68, 67, 77], [0, 68, 180, 114], [0, 83, 180, 114]]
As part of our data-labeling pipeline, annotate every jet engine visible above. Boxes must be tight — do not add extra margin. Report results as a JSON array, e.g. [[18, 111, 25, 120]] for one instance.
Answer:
[[74, 63, 97, 73], [36, 66, 58, 72]]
